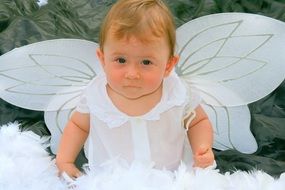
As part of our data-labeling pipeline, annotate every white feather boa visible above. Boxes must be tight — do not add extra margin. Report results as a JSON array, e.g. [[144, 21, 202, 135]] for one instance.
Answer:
[[0, 123, 284, 190]]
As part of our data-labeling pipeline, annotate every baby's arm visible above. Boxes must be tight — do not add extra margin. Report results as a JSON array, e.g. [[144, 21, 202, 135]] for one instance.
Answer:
[[185, 105, 214, 168], [56, 111, 90, 178]]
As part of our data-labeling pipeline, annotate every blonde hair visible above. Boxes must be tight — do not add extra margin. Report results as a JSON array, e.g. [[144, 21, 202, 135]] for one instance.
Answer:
[[99, 0, 176, 56]]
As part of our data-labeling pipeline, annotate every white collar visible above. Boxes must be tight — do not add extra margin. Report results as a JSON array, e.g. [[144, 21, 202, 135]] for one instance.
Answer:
[[86, 72, 187, 128]]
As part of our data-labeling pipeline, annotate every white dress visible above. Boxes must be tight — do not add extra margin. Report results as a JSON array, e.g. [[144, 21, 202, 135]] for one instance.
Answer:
[[76, 72, 201, 171]]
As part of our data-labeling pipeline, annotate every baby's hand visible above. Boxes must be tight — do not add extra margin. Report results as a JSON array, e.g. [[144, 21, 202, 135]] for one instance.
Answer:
[[56, 162, 82, 179], [193, 146, 215, 168]]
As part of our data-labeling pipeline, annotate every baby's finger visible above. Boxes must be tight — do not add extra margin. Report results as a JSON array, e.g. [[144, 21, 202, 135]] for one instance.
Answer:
[[194, 155, 214, 168], [194, 159, 209, 167]]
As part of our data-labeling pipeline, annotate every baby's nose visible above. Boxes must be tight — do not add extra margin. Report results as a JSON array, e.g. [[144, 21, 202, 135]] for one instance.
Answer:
[[125, 65, 140, 79]]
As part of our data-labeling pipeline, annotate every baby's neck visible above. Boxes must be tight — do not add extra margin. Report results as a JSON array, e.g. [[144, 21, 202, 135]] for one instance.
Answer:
[[106, 84, 163, 117]]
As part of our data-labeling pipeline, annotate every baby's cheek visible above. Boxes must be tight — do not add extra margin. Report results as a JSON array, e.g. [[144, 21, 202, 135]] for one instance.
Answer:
[[144, 75, 163, 88], [107, 72, 123, 85]]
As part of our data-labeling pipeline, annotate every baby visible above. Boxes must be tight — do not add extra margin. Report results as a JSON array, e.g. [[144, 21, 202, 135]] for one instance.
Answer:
[[56, 0, 214, 178]]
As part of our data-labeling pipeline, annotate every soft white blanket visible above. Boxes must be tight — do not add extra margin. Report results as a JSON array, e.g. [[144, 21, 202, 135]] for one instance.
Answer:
[[0, 123, 284, 190]]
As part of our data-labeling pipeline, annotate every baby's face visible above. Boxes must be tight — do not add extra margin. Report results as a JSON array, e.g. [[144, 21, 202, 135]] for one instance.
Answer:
[[97, 34, 177, 100]]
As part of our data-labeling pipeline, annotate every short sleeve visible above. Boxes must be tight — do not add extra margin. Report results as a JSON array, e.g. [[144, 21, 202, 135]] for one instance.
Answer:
[[76, 92, 90, 113], [182, 88, 202, 131], [183, 88, 201, 118]]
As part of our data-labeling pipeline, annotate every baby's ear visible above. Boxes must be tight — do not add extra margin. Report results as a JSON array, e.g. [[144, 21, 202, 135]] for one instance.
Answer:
[[96, 48, 105, 66], [164, 55, 179, 77]]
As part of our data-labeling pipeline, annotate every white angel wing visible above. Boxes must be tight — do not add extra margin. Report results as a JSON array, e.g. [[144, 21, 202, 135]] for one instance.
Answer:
[[201, 104, 255, 153], [44, 109, 73, 153], [0, 39, 101, 153], [0, 39, 101, 111], [176, 13, 285, 153]]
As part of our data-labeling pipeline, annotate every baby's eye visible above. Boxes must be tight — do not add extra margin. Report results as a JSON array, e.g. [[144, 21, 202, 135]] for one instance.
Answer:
[[141, 59, 152, 65], [116, 57, 126, 64]]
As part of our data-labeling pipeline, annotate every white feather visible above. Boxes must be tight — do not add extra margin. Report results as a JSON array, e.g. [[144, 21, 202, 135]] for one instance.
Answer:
[[0, 123, 284, 189]]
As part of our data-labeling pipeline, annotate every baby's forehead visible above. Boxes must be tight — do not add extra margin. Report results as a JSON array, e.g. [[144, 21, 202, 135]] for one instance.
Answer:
[[108, 29, 168, 45], [104, 34, 170, 55]]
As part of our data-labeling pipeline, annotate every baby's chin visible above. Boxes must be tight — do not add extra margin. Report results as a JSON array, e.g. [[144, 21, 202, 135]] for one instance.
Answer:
[[119, 89, 149, 100]]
